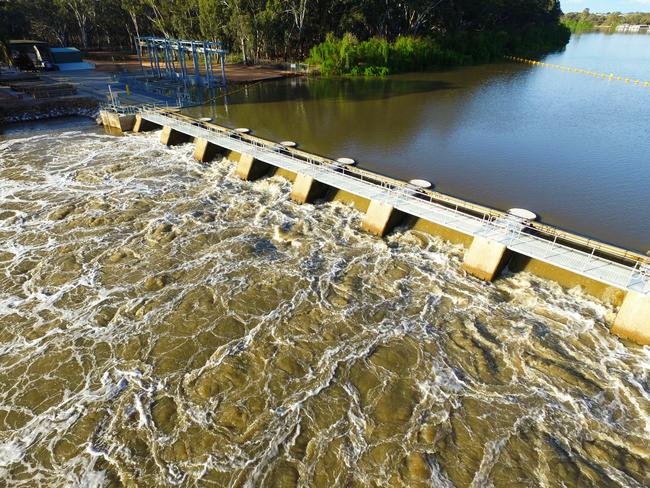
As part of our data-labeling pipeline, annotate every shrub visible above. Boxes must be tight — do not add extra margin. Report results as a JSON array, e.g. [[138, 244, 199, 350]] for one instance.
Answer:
[[308, 27, 570, 77], [363, 66, 390, 77]]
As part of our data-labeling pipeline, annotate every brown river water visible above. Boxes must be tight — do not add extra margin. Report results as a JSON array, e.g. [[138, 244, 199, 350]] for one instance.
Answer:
[[0, 127, 649, 487], [183, 33, 650, 253]]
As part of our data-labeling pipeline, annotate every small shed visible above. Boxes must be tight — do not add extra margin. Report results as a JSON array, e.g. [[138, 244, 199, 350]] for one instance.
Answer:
[[9, 40, 54, 70], [49, 48, 95, 71]]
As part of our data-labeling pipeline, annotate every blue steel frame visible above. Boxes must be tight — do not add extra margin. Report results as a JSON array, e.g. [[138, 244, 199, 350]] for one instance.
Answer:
[[136, 37, 228, 88]]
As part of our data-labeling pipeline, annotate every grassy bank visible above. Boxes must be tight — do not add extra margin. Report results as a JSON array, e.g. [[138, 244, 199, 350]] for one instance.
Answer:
[[561, 19, 595, 33], [308, 25, 571, 76]]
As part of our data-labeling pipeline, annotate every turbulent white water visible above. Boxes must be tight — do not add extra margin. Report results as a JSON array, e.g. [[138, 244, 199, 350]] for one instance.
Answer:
[[0, 128, 649, 487]]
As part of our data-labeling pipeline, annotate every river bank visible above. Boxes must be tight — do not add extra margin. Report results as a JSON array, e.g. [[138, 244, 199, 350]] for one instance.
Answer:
[[84, 51, 297, 84], [0, 70, 99, 128], [0, 96, 98, 127], [0, 60, 298, 129], [306, 24, 570, 77]]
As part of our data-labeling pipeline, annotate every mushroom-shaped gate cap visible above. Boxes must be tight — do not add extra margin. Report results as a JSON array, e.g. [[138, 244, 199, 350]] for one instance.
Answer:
[[508, 208, 537, 221]]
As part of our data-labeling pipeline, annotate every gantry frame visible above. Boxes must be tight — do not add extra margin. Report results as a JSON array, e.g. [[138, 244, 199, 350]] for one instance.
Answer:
[[136, 37, 228, 88]]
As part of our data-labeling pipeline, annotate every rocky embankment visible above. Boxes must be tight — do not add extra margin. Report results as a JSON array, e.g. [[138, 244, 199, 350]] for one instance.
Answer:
[[0, 97, 99, 126], [1, 72, 100, 127]]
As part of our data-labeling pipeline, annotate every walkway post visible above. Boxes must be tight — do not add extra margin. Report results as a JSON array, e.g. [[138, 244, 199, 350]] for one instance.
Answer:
[[178, 40, 187, 81], [152, 44, 159, 77], [163, 42, 168, 77], [160, 42, 167, 77], [207, 43, 214, 86], [155, 44, 163, 78], [165, 39, 174, 79]]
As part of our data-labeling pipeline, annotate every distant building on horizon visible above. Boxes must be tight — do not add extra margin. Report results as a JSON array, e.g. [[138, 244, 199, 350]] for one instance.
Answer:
[[615, 24, 650, 33]]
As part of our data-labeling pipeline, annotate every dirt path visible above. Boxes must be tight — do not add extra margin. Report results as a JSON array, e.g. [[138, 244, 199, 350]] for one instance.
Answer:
[[85, 52, 296, 84]]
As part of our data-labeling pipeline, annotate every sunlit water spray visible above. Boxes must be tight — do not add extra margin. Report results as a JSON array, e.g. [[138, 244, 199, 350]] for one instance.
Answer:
[[0, 128, 649, 487]]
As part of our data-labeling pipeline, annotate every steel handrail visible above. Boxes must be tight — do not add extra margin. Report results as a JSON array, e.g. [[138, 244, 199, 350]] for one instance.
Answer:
[[126, 107, 650, 279]]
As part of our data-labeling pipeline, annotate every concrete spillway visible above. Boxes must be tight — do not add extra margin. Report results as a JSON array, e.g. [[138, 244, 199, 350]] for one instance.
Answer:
[[101, 108, 650, 346]]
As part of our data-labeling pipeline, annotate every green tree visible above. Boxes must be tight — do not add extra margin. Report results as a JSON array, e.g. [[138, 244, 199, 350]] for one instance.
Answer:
[[198, 0, 228, 40], [2, 0, 579, 66]]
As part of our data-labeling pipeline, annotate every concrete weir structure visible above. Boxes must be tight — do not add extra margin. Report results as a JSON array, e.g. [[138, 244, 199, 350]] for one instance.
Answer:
[[101, 108, 650, 347], [100, 111, 135, 133]]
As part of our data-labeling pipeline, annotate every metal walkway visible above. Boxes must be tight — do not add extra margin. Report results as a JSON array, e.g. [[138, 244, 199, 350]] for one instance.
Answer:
[[141, 110, 650, 296]]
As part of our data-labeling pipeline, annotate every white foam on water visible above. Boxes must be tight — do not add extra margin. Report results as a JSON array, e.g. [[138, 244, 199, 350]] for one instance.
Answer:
[[0, 440, 24, 468], [0, 128, 648, 486]]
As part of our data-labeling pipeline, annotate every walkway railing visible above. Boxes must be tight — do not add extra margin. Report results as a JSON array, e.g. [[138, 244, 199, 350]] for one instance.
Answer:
[[106, 105, 650, 294], [100, 102, 171, 115]]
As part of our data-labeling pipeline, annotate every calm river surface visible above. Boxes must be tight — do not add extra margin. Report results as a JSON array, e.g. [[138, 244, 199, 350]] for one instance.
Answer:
[[185, 33, 650, 252], [0, 34, 649, 488]]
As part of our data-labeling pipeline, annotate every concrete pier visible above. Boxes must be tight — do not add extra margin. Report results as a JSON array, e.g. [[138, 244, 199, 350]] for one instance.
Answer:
[[463, 237, 510, 282], [194, 138, 221, 163], [291, 173, 330, 204], [236, 153, 271, 181], [99, 108, 650, 347], [161, 126, 192, 146], [133, 114, 160, 133], [361, 200, 403, 237], [611, 292, 650, 344], [102, 112, 135, 134]]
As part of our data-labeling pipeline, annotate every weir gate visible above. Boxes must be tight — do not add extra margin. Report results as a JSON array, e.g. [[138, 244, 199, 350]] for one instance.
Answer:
[[101, 107, 650, 347]]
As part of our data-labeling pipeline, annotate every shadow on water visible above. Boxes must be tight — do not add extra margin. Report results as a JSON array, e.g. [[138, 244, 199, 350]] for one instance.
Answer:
[[119, 73, 459, 108], [222, 77, 459, 105], [182, 66, 506, 167], [179, 44, 650, 251]]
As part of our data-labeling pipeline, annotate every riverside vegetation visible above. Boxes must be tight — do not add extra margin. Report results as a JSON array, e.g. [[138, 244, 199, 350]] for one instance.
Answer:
[[307, 26, 570, 76], [562, 9, 650, 33], [2, 0, 568, 76]]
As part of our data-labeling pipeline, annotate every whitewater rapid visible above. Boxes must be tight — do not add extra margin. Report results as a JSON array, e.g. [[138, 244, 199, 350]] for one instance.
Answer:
[[0, 127, 648, 487]]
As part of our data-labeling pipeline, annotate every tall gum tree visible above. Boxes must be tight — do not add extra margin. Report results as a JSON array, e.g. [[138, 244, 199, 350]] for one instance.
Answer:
[[122, 0, 145, 41], [54, 0, 96, 48], [282, 0, 309, 55]]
